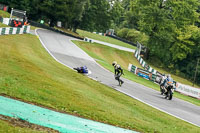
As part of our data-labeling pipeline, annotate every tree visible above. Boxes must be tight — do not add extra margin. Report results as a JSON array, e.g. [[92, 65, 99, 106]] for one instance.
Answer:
[[126, 0, 200, 67], [110, 0, 124, 28], [79, 0, 111, 32]]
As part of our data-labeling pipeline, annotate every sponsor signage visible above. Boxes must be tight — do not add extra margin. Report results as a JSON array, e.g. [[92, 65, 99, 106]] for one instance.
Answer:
[[176, 83, 200, 99]]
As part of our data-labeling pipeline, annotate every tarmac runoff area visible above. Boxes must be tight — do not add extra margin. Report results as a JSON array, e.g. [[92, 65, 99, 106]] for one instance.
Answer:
[[0, 96, 137, 133]]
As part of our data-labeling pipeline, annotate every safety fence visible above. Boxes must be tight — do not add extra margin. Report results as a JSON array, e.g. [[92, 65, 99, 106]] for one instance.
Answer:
[[0, 26, 30, 35]]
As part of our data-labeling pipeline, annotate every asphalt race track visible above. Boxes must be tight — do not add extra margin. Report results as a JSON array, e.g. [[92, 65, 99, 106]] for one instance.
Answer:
[[36, 29, 200, 127]]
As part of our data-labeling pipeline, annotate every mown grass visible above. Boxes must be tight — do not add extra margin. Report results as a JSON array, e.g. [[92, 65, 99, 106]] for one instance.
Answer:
[[0, 22, 9, 27], [77, 29, 136, 49], [0, 10, 10, 18], [73, 40, 200, 107], [0, 34, 200, 133], [0, 119, 47, 133]]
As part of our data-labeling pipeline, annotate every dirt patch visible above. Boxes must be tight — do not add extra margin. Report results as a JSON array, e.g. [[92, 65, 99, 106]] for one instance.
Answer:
[[0, 115, 59, 133]]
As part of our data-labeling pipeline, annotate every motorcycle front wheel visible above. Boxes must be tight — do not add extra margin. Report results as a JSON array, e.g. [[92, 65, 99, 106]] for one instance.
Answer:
[[167, 90, 173, 100]]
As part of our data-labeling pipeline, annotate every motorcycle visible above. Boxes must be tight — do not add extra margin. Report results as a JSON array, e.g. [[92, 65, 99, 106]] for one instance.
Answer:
[[160, 80, 175, 100], [73, 66, 91, 75]]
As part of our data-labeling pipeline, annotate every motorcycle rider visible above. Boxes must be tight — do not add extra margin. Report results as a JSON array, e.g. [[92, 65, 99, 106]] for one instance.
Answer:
[[112, 61, 124, 86], [73, 66, 88, 74], [160, 74, 167, 85], [163, 74, 174, 98], [160, 74, 167, 94]]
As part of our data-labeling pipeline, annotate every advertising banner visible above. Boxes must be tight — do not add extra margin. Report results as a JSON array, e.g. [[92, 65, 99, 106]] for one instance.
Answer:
[[176, 83, 200, 99]]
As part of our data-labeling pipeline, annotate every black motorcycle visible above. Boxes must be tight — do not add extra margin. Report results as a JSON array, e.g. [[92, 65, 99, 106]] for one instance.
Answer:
[[160, 81, 174, 100]]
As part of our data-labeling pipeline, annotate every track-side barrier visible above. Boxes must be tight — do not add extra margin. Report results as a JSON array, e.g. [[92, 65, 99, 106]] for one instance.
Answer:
[[0, 26, 30, 35], [84, 37, 93, 43]]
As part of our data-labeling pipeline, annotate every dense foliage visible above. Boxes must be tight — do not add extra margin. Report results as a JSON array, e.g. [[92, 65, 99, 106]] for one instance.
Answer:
[[122, 0, 200, 84], [0, 0, 112, 32], [1, 0, 200, 84]]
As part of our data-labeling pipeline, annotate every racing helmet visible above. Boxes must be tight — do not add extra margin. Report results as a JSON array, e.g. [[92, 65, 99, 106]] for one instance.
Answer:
[[112, 61, 117, 66]]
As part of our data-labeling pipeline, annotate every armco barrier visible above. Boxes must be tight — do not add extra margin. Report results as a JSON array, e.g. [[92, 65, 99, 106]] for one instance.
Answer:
[[0, 26, 30, 35]]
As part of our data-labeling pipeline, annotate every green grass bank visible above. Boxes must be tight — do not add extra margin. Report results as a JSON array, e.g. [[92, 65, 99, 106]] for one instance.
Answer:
[[77, 29, 136, 49]]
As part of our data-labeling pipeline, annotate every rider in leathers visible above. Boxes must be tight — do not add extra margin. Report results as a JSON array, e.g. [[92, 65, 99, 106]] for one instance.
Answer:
[[163, 74, 174, 97], [112, 61, 124, 86]]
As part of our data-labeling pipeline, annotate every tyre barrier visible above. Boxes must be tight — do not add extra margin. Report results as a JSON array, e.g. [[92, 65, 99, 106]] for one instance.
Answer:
[[0, 25, 30, 35], [0, 17, 10, 25], [84, 37, 93, 43]]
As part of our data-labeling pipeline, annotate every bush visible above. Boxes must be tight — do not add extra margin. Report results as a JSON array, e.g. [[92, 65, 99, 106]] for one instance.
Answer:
[[117, 28, 149, 46], [116, 28, 129, 38]]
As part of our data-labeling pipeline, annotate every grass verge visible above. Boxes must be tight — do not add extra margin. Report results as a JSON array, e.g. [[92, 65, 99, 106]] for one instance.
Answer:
[[0, 34, 199, 133], [0, 10, 10, 18], [0, 22, 9, 27], [73, 40, 200, 107], [77, 29, 136, 49]]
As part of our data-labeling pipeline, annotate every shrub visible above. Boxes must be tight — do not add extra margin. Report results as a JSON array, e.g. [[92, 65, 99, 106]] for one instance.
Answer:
[[116, 28, 129, 38], [117, 28, 149, 46]]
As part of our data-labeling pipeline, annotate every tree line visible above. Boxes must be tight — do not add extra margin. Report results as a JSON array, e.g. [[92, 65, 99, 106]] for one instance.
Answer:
[[1, 0, 114, 32], [119, 0, 200, 84], [1, 0, 200, 84]]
